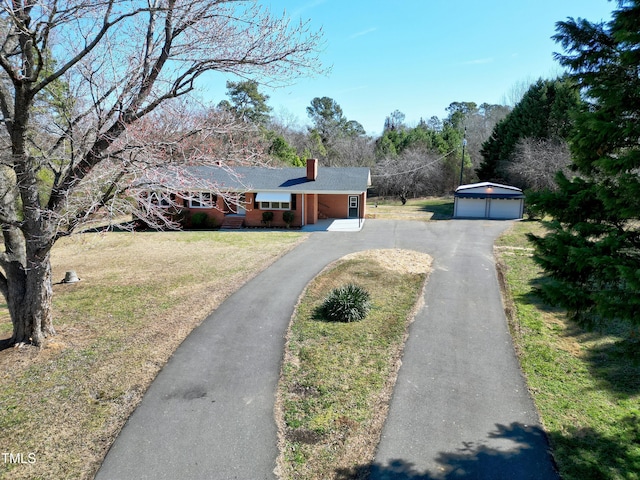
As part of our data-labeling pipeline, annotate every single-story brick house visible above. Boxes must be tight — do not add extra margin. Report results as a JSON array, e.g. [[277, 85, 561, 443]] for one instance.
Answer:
[[453, 182, 524, 219], [144, 159, 371, 228]]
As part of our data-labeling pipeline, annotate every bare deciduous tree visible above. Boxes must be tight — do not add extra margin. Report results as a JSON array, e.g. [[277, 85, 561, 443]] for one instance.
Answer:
[[374, 147, 449, 198], [0, 0, 323, 346], [504, 137, 572, 191], [328, 135, 375, 167], [463, 103, 511, 177]]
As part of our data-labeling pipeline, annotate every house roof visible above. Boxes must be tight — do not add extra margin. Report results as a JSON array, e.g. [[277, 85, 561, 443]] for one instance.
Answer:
[[150, 165, 372, 194]]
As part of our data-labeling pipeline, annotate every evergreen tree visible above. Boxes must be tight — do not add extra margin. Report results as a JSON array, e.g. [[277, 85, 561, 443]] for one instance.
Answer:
[[221, 80, 272, 125], [445, 101, 478, 129], [305, 96, 366, 164], [306, 96, 347, 143], [375, 117, 451, 159], [477, 77, 581, 183], [266, 131, 304, 166], [527, 1, 640, 329]]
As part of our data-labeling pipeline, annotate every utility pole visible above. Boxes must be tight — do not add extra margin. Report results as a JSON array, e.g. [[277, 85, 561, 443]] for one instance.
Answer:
[[459, 127, 467, 186]]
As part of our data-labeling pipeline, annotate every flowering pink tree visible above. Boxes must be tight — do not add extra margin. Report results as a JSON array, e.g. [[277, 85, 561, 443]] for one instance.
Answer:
[[0, 0, 323, 346]]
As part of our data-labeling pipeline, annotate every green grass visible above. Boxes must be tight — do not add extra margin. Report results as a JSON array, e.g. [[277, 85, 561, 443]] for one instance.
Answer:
[[277, 250, 431, 479], [496, 222, 640, 480], [367, 196, 454, 221], [0, 230, 305, 480]]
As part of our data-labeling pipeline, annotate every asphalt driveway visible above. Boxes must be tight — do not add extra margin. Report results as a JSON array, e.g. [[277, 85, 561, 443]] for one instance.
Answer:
[[95, 220, 558, 480]]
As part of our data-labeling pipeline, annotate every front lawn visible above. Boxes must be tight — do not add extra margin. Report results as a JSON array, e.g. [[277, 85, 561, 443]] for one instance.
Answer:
[[367, 197, 453, 221], [495, 222, 640, 480], [0, 230, 305, 480]]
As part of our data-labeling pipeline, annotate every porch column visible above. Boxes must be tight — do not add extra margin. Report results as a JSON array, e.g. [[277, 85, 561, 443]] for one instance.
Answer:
[[305, 194, 318, 225]]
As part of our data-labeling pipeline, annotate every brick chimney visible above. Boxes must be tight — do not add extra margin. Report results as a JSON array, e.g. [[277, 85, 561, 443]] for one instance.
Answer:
[[306, 158, 318, 181]]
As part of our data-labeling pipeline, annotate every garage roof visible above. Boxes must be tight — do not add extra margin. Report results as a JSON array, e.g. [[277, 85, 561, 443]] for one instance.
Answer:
[[454, 182, 524, 199]]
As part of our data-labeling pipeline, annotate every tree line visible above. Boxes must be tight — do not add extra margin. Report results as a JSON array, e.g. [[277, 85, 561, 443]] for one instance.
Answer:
[[219, 79, 517, 197], [220, 73, 588, 200]]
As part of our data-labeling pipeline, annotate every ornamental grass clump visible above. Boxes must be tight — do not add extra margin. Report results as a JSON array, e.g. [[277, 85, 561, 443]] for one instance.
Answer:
[[320, 283, 371, 323]]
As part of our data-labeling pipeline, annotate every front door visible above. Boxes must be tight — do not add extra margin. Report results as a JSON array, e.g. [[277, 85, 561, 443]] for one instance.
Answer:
[[348, 195, 359, 218], [226, 193, 246, 215], [235, 194, 246, 215]]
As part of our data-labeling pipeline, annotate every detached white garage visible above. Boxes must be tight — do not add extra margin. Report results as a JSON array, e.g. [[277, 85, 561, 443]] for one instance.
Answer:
[[454, 182, 524, 219]]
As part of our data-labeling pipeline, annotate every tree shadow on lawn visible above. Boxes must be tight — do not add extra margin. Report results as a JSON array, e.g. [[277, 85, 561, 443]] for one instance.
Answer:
[[335, 422, 559, 480], [547, 414, 640, 480], [418, 202, 454, 220], [520, 276, 566, 316], [523, 275, 640, 396], [579, 332, 640, 396]]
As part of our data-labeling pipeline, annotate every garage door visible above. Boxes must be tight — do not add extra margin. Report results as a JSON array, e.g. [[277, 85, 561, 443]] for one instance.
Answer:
[[455, 198, 487, 218], [488, 198, 522, 219]]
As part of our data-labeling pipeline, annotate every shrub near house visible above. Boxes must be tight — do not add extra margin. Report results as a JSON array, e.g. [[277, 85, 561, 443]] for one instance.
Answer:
[[262, 211, 274, 226], [283, 210, 295, 227]]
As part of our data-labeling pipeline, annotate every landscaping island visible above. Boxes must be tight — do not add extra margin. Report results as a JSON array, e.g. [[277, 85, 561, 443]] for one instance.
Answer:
[[276, 249, 432, 479]]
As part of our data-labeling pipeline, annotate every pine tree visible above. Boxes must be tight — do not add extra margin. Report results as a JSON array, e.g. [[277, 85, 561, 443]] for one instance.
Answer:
[[476, 78, 581, 183], [527, 1, 640, 328], [223, 80, 272, 126]]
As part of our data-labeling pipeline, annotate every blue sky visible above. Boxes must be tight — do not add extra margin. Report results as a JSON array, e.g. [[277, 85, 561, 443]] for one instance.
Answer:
[[204, 1, 615, 136]]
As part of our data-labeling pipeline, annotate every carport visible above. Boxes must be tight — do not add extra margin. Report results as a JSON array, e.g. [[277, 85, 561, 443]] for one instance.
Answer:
[[454, 182, 524, 219]]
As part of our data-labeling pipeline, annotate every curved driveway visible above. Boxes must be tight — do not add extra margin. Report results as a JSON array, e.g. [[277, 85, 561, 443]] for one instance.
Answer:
[[96, 220, 558, 480]]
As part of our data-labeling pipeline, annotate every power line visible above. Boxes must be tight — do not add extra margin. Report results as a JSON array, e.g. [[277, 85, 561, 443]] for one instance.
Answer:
[[371, 149, 457, 177]]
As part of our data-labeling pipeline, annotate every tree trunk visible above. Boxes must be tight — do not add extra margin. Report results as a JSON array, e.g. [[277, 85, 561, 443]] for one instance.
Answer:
[[1, 82, 56, 346], [2, 115, 56, 346], [6, 251, 55, 347]]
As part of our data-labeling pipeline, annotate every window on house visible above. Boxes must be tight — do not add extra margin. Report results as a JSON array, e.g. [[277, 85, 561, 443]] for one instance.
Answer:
[[255, 193, 292, 210], [146, 192, 174, 208], [259, 201, 291, 210], [189, 192, 217, 208]]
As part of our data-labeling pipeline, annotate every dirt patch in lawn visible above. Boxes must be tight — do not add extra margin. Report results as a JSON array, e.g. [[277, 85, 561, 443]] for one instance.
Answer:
[[342, 248, 432, 275]]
